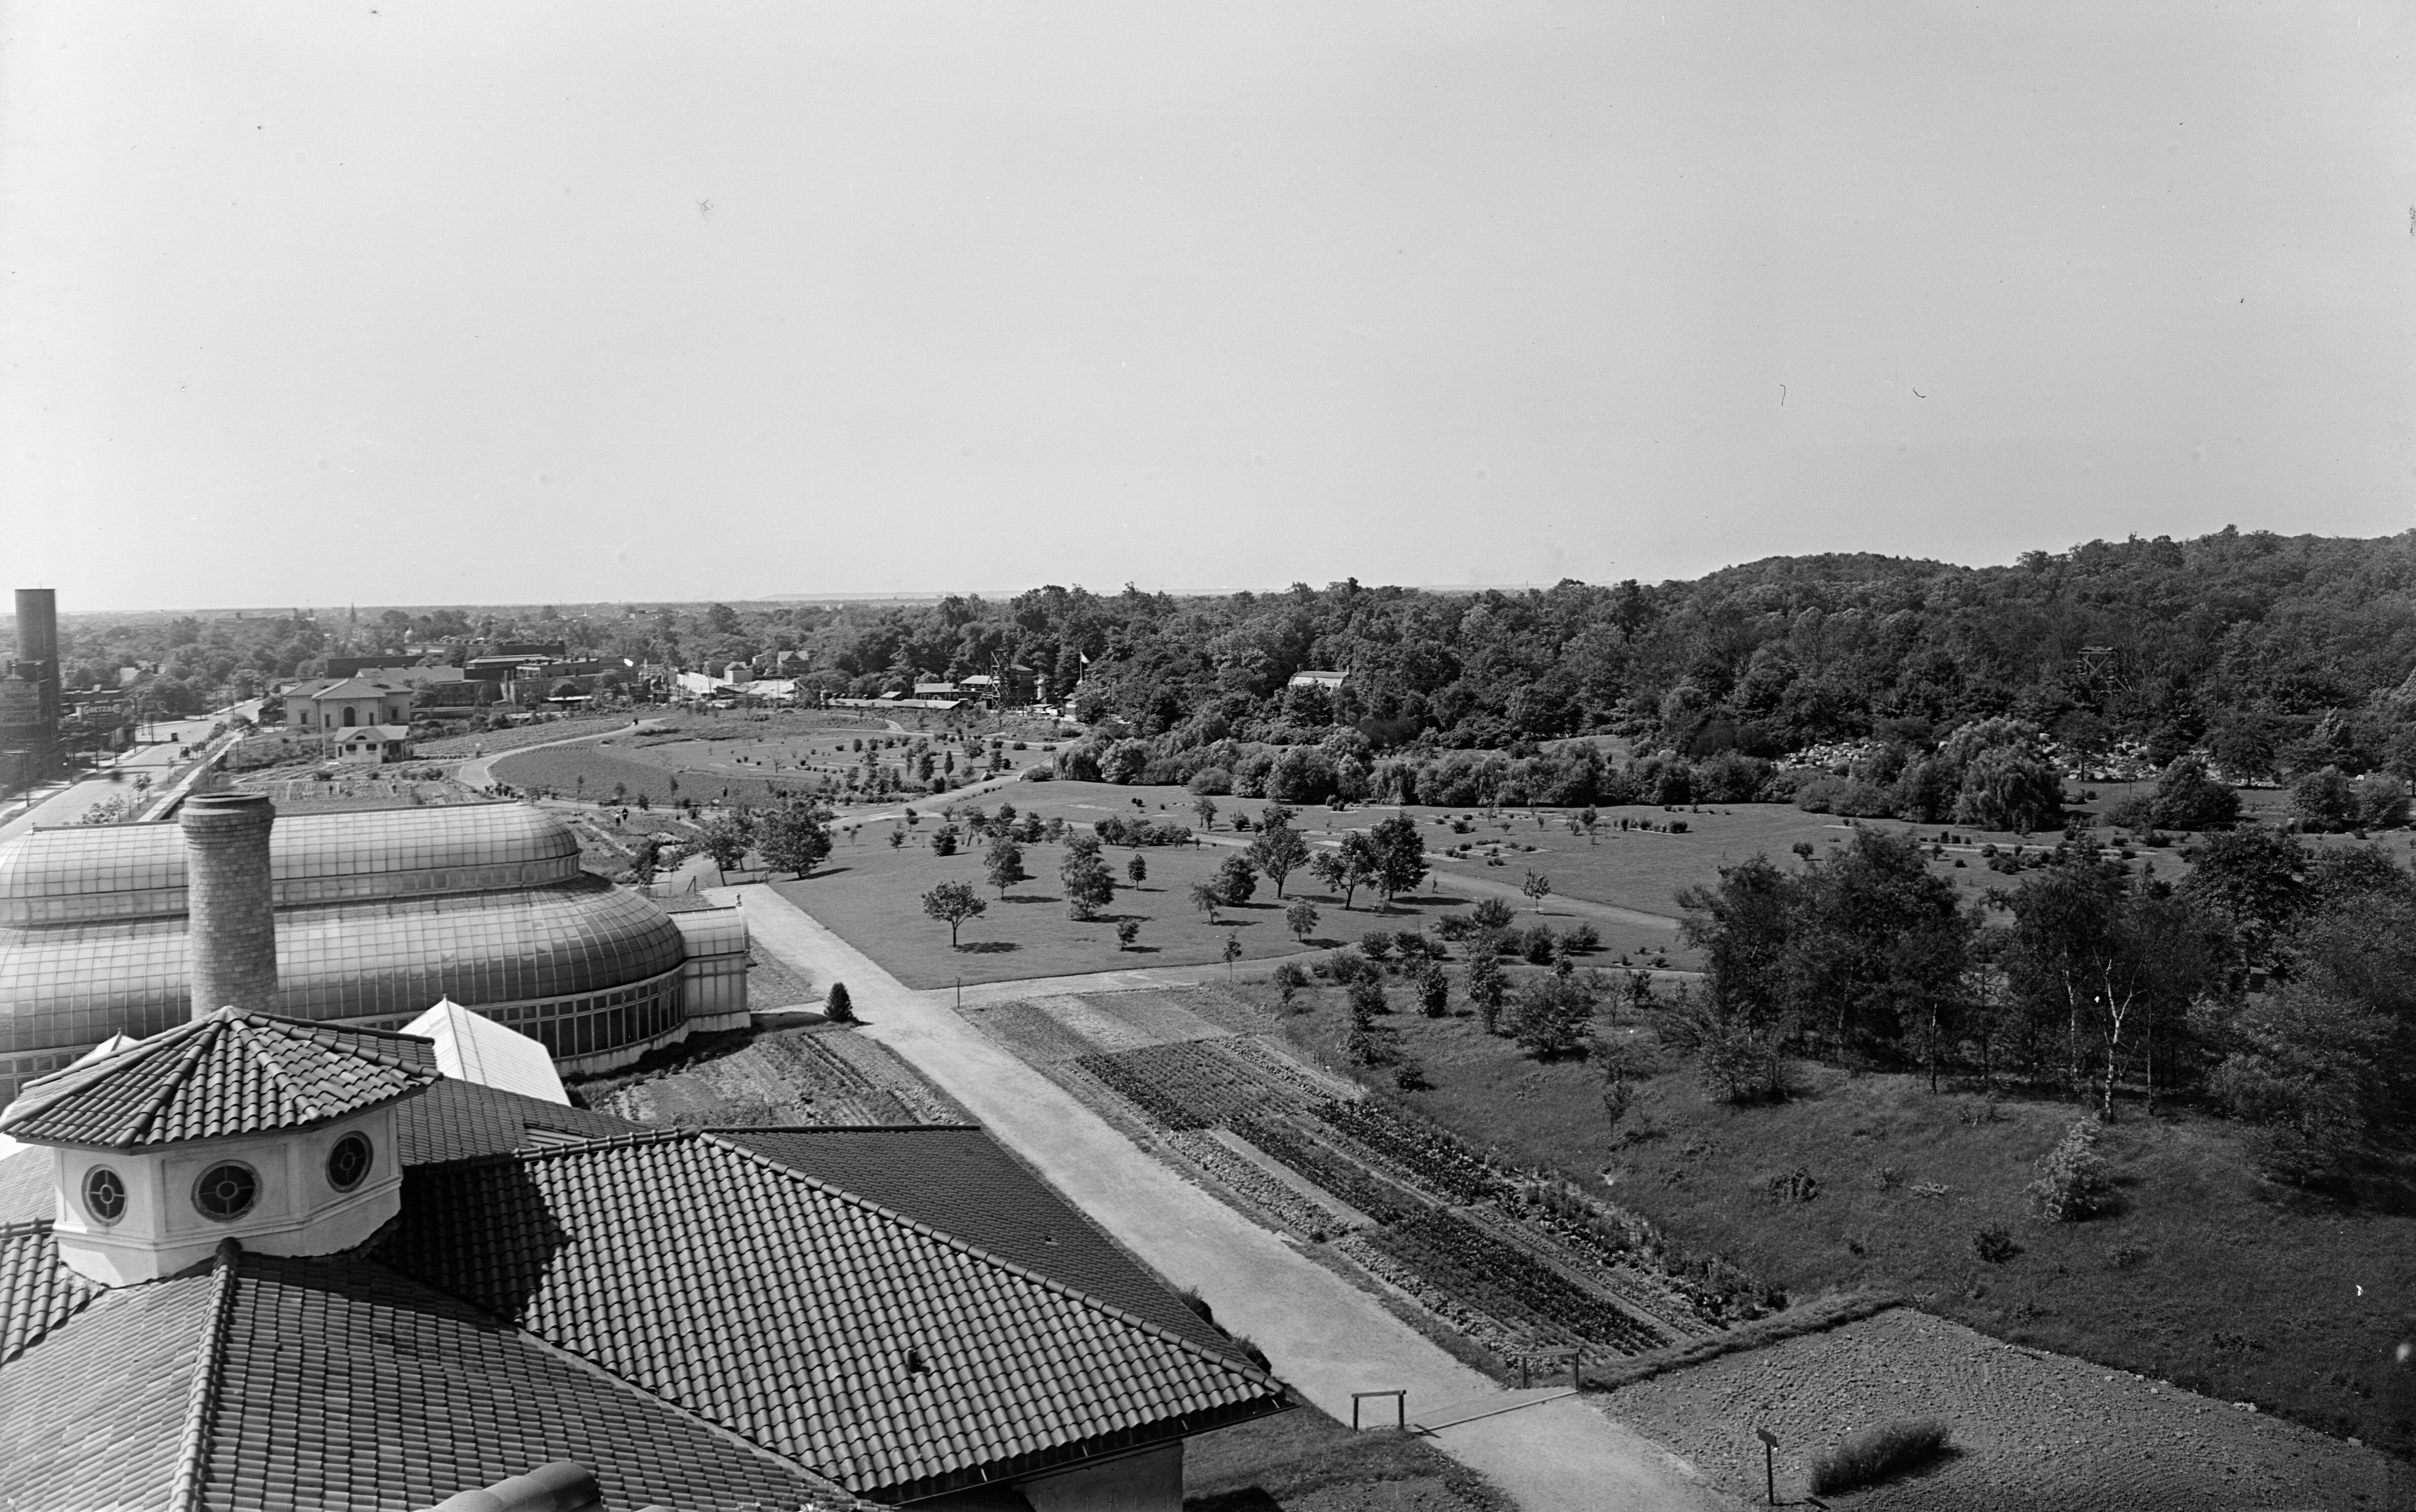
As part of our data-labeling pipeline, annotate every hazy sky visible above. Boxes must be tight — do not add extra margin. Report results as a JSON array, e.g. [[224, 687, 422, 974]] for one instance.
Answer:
[[2, 2, 2409, 610]]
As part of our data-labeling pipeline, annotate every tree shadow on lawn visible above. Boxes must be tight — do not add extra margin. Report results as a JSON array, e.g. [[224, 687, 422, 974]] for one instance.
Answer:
[[1116, 946, 1162, 955], [1000, 893, 1061, 904], [956, 940, 1022, 955]]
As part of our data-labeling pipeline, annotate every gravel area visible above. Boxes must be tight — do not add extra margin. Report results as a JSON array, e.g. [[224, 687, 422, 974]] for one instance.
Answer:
[[1599, 1305, 2411, 1510]]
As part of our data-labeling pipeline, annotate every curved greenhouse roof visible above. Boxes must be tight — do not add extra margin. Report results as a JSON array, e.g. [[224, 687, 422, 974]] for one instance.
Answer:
[[0, 877, 685, 1053], [0, 802, 579, 927]]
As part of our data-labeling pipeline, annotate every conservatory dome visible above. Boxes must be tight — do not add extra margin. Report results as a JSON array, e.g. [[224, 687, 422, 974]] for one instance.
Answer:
[[0, 802, 719, 1106]]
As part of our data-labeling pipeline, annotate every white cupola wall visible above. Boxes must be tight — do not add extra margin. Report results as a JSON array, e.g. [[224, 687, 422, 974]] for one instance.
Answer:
[[46, 1102, 407, 1286], [0, 1007, 440, 1286]]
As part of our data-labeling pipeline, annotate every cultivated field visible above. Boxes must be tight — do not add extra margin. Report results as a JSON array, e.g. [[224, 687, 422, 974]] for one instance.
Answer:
[[1245, 970, 2416, 1460], [1602, 1305, 2409, 1510], [575, 1022, 967, 1127], [960, 985, 1755, 1373]]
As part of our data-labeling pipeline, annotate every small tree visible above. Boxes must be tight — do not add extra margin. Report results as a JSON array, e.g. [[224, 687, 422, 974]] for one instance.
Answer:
[[984, 836, 1029, 898], [1126, 853, 1148, 887], [2027, 1117, 2114, 1221], [1465, 954, 1507, 1034], [759, 801, 833, 878], [1286, 898, 1320, 942], [1508, 972, 1596, 1058], [1222, 932, 1242, 978], [1217, 853, 1259, 906], [1193, 795, 1219, 831], [1116, 919, 1141, 950], [1271, 960, 1307, 1005], [1060, 836, 1117, 921], [1249, 812, 1311, 897], [824, 982, 856, 1023], [1415, 961, 1450, 1018], [921, 880, 988, 948], [1521, 869, 1554, 913], [696, 813, 752, 873], [1190, 880, 1223, 923]]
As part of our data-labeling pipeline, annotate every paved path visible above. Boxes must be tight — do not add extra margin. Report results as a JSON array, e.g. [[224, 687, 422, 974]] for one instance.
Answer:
[[728, 883, 1738, 1512], [0, 701, 258, 844]]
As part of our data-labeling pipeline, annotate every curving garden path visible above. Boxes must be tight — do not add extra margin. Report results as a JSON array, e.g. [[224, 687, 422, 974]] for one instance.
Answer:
[[727, 882, 1741, 1512]]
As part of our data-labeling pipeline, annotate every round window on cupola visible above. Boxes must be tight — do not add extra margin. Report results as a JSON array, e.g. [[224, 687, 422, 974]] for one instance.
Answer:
[[326, 1131, 374, 1192], [83, 1167, 126, 1225], [193, 1162, 260, 1222]]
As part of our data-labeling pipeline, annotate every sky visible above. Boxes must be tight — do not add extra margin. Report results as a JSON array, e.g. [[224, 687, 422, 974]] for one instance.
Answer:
[[1, 2, 2410, 610]]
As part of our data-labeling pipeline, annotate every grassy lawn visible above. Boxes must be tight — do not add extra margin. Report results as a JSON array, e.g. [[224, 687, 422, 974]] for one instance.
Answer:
[[1183, 1406, 1511, 1512], [1241, 972, 2416, 1458], [769, 822, 1466, 989]]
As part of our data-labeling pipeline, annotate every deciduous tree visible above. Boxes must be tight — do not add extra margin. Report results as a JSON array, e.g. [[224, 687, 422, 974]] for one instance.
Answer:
[[921, 881, 987, 948]]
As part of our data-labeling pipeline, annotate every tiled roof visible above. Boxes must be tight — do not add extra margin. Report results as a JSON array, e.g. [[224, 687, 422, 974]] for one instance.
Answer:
[[721, 1127, 1239, 1362], [0, 1009, 439, 1149], [195, 1250, 870, 1512], [384, 1131, 1288, 1499], [0, 1146, 51, 1225], [0, 1222, 103, 1364], [393, 1078, 638, 1167], [0, 1255, 215, 1509]]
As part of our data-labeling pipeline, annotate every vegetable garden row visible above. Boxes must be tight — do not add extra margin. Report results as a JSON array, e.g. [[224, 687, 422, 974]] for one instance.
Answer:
[[1037, 1028, 1740, 1364]]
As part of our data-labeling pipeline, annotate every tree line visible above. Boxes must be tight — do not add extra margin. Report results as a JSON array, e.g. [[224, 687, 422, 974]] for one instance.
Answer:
[[1670, 825, 2416, 1185]]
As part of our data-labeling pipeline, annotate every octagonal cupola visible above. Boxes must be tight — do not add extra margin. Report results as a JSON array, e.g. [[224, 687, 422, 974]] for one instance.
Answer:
[[0, 1007, 439, 1285]]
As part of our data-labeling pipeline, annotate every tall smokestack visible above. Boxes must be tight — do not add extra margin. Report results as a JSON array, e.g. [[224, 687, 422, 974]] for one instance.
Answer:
[[182, 792, 279, 1018], [13, 589, 58, 733]]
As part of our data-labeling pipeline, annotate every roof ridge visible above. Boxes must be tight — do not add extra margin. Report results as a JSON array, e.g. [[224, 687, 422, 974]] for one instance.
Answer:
[[163, 1240, 241, 1512], [226, 1018, 327, 1127], [695, 1133, 1279, 1388], [0, 1219, 55, 1239], [0, 1020, 192, 1132], [127, 1019, 231, 1148], [696, 1124, 981, 1134]]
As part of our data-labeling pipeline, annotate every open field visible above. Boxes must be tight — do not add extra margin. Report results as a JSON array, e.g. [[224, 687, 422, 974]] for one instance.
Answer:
[[1183, 1407, 1512, 1512], [1602, 1305, 2410, 1510], [1239, 971, 2416, 1460], [765, 826, 1430, 988], [410, 714, 641, 759]]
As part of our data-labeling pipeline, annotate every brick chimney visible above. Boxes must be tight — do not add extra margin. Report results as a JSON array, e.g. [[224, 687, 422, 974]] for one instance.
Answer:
[[182, 792, 278, 1017]]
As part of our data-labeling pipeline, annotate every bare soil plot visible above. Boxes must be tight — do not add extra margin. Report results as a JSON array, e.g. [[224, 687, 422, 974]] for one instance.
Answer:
[[1253, 971, 2416, 1459], [584, 1023, 965, 1127], [1600, 1306, 2409, 1511]]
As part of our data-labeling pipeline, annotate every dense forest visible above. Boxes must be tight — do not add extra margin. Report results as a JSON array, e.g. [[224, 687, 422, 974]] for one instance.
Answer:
[[33, 528, 2416, 781]]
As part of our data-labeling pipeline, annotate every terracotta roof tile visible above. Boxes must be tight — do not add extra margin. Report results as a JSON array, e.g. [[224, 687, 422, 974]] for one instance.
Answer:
[[0, 1221, 103, 1365], [0, 1257, 214, 1509], [189, 1250, 869, 1512], [0, 1010, 439, 1149], [393, 1077, 639, 1167], [719, 1127, 1241, 1363], [382, 1132, 1287, 1499]]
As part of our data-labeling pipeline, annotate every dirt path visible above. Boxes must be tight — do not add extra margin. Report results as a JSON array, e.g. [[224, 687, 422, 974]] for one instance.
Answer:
[[728, 882, 1740, 1512]]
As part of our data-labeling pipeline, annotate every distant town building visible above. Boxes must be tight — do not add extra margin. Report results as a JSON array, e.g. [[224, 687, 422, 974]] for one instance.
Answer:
[[329, 724, 412, 763], [283, 676, 417, 731], [1286, 669, 1349, 691]]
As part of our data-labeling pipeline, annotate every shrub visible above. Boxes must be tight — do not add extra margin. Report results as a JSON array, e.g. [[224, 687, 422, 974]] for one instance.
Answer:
[[1186, 765, 1233, 795], [1807, 1420, 1951, 1496], [1358, 930, 1395, 963], [2027, 1117, 2114, 1222], [824, 982, 856, 1023], [1415, 962, 1451, 1017], [1521, 925, 1557, 965], [1470, 897, 1517, 931], [2105, 1242, 2150, 1271], [1971, 1223, 2019, 1264], [1433, 913, 1475, 943], [1563, 922, 1601, 953], [1392, 1058, 1429, 1091], [1347, 976, 1391, 1022], [1270, 960, 1308, 1003], [1767, 1167, 1820, 1203]]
